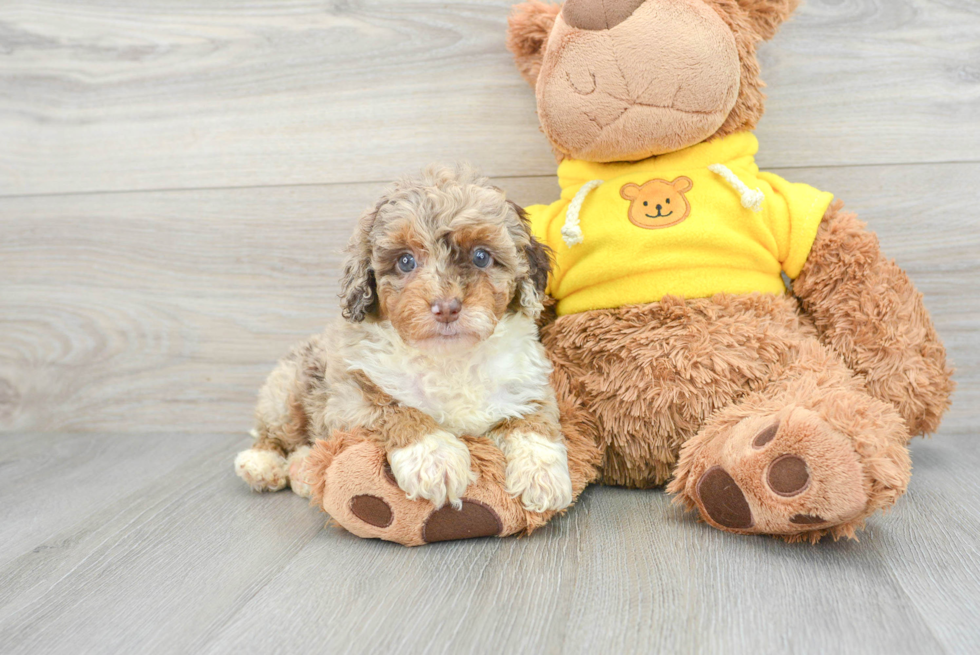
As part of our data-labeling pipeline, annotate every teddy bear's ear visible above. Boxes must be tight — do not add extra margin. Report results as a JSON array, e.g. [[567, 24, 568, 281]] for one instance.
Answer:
[[506, 1, 562, 87], [672, 177, 694, 193], [620, 183, 641, 201], [737, 0, 801, 41]]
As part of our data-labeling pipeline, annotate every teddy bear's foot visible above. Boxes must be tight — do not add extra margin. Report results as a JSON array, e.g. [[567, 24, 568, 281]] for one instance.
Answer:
[[669, 403, 909, 542], [302, 433, 537, 546]]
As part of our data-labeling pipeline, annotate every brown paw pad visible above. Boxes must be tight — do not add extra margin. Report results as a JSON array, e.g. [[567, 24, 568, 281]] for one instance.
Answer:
[[696, 467, 753, 530], [767, 455, 810, 497], [350, 494, 393, 528], [423, 499, 503, 543], [752, 421, 780, 448], [790, 514, 827, 525], [382, 463, 398, 487]]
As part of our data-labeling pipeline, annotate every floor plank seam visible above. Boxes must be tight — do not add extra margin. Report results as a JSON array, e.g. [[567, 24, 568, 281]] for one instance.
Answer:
[[2, 159, 978, 201]]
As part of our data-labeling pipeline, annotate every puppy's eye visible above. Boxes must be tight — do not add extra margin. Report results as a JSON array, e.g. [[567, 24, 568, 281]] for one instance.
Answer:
[[396, 253, 416, 273], [472, 247, 492, 269], [666, 198, 670, 204], [643, 201, 648, 206]]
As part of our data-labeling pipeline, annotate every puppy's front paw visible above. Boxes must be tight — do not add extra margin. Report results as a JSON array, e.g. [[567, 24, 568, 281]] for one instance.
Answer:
[[389, 431, 477, 509], [502, 432, 573, 513], [235, 448, 288, 492]]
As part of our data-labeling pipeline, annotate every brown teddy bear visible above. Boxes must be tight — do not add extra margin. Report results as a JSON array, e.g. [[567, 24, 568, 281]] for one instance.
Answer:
[[510, 0, 953, 541], [299, 0, 953, 545]]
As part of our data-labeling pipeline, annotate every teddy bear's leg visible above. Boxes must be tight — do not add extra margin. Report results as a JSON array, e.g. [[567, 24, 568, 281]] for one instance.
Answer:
[[794, 203, 954, 436], [668, 337, 911, 542], [300, 417, 598, 547]]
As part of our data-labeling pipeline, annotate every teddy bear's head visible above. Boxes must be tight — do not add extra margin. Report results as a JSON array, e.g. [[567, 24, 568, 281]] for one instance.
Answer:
[[507, 0, 799, 163]]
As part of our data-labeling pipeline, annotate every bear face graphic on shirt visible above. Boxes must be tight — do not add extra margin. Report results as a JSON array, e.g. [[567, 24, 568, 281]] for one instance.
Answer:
[[620, 177, 694, 229]]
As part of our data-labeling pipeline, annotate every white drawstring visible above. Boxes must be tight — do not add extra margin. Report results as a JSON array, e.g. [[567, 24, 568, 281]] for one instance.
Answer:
[[561, 179, 603, 247], [708, 163, 764, 212]]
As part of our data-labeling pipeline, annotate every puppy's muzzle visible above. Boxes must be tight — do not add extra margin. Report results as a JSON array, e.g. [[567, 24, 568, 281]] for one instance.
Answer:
[[431, 298, 462, 324]]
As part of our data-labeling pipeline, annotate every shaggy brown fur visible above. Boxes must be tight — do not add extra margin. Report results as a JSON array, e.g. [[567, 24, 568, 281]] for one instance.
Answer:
[[500, 0, 952, 542], [665, 332, 912, 543], [794, 202, 954, 436], [543, 292, 817, 488], [541, 203, 950, 541], [506, 1, 561, 88]]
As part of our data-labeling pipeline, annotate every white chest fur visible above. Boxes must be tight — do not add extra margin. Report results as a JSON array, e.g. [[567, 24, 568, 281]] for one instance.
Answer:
[[347, 314, 552, 436]]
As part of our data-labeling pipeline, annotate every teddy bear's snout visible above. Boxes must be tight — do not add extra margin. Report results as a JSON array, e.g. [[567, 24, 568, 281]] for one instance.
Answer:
[[562, 0, 647, 31], [538, 0, 741, 162]]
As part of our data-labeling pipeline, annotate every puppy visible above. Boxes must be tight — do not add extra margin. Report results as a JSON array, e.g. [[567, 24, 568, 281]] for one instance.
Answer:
[[234, 164, 573, 513]]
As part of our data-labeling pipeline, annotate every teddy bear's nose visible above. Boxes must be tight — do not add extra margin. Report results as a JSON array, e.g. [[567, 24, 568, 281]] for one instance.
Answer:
[[563, 0, 647, 31]]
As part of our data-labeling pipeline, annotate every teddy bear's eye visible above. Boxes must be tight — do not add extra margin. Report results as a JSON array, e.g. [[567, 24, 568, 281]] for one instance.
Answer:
[[666, 198, 670, 204], [643, 201, 648, 206]]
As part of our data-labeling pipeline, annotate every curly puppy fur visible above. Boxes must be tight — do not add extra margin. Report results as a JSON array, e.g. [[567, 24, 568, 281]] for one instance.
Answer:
[[302, 398, 600, 545], [237, 164, 575, 514]]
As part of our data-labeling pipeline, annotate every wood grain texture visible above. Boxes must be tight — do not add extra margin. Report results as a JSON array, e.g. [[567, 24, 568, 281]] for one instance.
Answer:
[[0, 431, 235, 568], [1, 163, 976, 435], [2, 0, 979, 652], [0, 433, 978, 654], [0, 433, 324, 654], [1, 0, 979, 196]]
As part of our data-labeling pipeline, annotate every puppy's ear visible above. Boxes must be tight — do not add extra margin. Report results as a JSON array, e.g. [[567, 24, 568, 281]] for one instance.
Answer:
[[339, 201, 382, 322], [508, 201, 553, 318], [507, 1, 561, 88], [737, 0, 801, 41]]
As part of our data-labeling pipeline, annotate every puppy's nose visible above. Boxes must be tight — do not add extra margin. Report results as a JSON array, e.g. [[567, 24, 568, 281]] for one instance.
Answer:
[[431, 298, 462, 324], [563, 0, 646, 30]]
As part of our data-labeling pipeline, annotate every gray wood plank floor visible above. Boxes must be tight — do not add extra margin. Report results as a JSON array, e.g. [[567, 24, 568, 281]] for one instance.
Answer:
[[1, 1, 978, 653]]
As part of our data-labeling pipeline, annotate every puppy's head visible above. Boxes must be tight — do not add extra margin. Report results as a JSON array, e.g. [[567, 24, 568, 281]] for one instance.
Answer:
[[340, 164, 551, 351]]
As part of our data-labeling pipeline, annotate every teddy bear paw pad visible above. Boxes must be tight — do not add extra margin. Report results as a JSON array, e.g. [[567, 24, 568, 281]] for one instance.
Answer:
[[350, 494, 394, 528], [690, 408, 868, 536], [422, 499, 503, 543], [696, 466, 753, 530], [767, 454, 810, 497], [752, 421, 779, 448]]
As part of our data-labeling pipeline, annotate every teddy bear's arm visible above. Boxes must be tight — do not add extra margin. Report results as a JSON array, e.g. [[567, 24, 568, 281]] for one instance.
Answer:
[[792, 202, 954, 436]]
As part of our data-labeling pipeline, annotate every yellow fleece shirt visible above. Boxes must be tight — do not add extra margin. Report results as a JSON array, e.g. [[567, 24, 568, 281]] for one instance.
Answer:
[[526, 132, 834, 316]]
